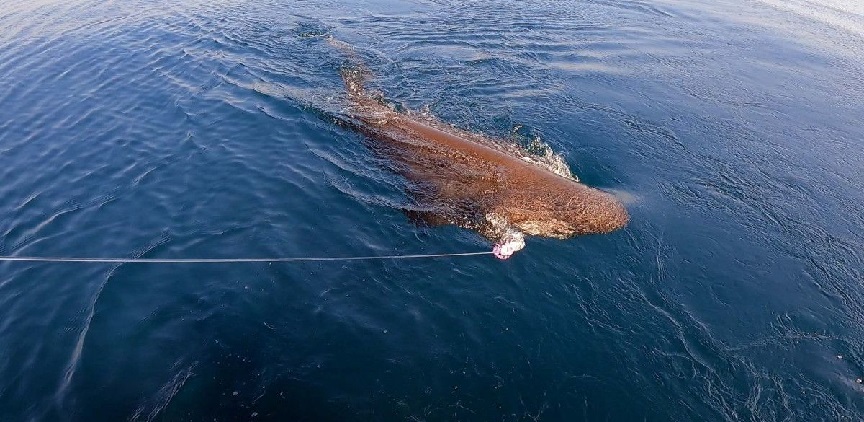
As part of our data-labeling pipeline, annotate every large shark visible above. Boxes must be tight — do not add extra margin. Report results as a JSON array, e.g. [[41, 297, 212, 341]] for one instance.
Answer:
[[329, 39, 628, 258]]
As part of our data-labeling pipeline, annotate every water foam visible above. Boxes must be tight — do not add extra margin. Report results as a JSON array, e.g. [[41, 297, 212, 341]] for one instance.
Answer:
[[410, 110, 579, 182]]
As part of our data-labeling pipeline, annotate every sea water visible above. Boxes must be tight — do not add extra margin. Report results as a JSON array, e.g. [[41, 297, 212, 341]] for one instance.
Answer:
[[1, 0, 863, 420]]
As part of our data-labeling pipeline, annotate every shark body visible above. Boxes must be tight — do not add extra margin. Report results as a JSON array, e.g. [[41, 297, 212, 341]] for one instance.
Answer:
[[330, 40, 628, 256]]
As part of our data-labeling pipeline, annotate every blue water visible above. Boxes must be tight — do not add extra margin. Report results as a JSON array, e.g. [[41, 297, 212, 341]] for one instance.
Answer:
[[1, 0, 863, 420]]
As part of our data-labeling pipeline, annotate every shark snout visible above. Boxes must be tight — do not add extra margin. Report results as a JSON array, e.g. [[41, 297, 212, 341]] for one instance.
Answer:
[[584, 191, 629, 234]]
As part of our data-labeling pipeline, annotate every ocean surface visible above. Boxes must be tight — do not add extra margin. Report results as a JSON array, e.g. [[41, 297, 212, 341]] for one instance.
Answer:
[[1, 0, 863, 420]]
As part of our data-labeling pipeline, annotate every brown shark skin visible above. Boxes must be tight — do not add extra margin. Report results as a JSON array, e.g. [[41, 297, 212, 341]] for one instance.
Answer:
[[336, 64, 629, 243]]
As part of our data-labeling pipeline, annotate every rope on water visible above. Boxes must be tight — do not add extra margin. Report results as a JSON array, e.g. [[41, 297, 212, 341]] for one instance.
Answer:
[[0, 251, 493, 264]]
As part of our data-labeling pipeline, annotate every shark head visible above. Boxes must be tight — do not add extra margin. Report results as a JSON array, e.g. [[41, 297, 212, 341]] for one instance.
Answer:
[[495, 181, 629, 239]]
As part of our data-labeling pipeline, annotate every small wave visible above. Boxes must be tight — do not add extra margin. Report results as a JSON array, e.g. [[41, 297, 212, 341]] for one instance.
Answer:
[[55, 234, 172, 406], [129, 361, 197, 422], [508, 124, 577, 181], [755, 0, 864, 38]]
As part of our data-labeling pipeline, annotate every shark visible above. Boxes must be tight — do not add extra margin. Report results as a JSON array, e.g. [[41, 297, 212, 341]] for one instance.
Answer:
[[328, 39, 628, 258]]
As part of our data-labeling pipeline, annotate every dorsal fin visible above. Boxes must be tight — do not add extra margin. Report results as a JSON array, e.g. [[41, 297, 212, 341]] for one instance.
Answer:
[[328, 37, 372, 101]]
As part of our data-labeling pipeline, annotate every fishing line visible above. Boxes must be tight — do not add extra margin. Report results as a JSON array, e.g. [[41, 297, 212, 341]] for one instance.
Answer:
[[0, 251, 493, 264]]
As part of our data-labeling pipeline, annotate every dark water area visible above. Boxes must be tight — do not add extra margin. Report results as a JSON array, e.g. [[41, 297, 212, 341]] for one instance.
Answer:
[[1, 0, 863, 420]]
